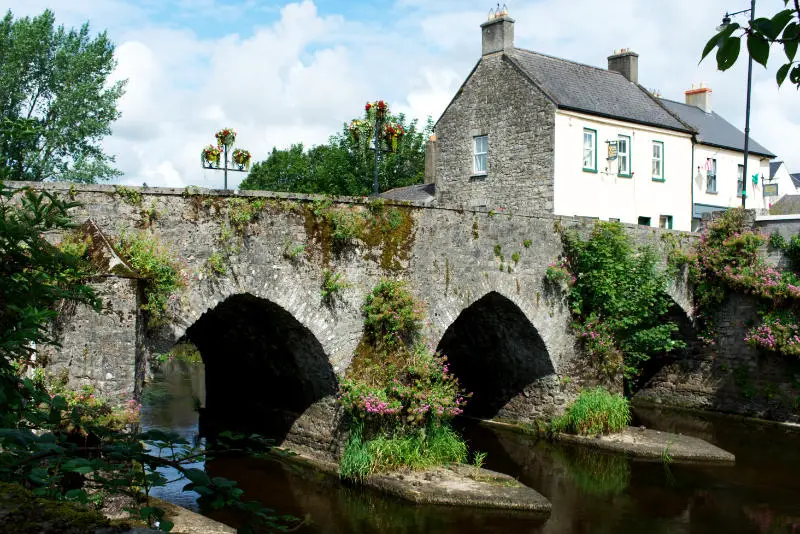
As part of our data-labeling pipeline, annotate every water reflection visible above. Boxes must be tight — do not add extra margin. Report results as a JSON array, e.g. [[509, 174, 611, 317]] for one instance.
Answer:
[[141, 364, 800, 534]]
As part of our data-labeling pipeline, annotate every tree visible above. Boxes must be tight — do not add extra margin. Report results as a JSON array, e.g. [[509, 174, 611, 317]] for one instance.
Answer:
[[240, 110, 432, 196], [0, 10, 126, 183], [702, 2, 800, 87]]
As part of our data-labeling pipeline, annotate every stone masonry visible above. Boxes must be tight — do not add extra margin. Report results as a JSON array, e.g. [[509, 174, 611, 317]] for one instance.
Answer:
[[17, 182, 695, 454]]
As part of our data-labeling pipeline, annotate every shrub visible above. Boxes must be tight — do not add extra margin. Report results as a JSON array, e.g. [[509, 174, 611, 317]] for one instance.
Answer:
[[114, 231, 185, 327], [320, 268, 347, 305], [560, 222, 683, 381], [362, 279, 424, 349], [551, 387, 631, 436]]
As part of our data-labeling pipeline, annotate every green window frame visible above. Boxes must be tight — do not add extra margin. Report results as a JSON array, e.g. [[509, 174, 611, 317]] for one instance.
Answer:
[[583, 128, 597, 173], [652, 141, 665, 181], [659, 215, 673, 229], [617, 135, 632, 177]]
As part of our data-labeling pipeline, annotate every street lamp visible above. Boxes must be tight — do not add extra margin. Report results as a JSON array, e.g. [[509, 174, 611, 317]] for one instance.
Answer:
[[200, 128, 252, 191], [717, 1, 755, 209]]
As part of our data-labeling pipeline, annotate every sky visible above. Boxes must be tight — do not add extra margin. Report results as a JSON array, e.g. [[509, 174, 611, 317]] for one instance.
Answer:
[[6, 0, 800, 190]]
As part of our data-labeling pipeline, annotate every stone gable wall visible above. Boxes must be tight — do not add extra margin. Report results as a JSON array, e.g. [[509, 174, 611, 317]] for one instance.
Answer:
[[433, 53, 556, 213]]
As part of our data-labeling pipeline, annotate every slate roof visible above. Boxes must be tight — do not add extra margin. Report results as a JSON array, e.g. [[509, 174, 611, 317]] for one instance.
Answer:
[[770, 161, 783, 179], [659, 99, 775, 158], [506, 49, 691, 133], [792, 173, 800, 189], [380, 183, 436, 205], [770, 195, 800, 215]]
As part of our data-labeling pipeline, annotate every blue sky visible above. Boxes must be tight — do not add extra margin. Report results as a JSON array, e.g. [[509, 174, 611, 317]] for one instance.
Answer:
[[5, 0, 799, 189]]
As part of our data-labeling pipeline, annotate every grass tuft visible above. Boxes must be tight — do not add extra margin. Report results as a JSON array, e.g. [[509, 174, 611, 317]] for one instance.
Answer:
[[551, 387, 630, 436]]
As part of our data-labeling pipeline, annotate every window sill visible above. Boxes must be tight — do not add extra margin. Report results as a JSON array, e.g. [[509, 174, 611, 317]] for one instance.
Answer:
[[706, 191, 718, 195], [652, 177, 665, 182], [617, 174, 633, 179], [469, 173, 487, 182], [583, 167, 598, 173]]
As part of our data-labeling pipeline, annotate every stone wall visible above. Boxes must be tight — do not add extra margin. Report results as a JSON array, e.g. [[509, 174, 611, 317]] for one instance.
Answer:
[[16, 182, 696, 452], [433, 53, 556, 213]]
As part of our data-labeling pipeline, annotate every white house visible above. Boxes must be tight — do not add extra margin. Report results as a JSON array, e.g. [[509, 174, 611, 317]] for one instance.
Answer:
[[659, 88, 775, 230], [421, 11, 776, 232], [767, 161, 798, 205]]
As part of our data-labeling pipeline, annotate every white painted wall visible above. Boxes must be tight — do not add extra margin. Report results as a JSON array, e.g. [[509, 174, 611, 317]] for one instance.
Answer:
[[766, 161, 798, 207], [553, 110, 694, 231], [692, 145, 771, 212]]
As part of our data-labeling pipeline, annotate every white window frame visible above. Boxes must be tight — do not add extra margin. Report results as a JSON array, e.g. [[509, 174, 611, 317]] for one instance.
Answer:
[[652, 141, 664, 180], [737, 164, 744, 197], [583, 128, 597, 172], [618, 135, 631, 177], [706, 158, 717, 193], [473, 135, 488, 175]]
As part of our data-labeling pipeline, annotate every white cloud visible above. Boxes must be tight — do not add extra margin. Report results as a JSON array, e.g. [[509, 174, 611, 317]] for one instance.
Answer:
[[6, 0, 800, 186]]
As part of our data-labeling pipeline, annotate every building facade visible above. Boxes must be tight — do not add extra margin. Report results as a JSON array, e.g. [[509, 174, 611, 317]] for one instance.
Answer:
[[430, 12, 776, 232]]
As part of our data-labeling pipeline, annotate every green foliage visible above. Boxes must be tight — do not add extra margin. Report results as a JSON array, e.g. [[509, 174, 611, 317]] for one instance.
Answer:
[[205, 251, 226, 276], [114, 186, 142, 206], [339, 280, 470, 479], [282, 242, 305, 261], [511, 252, 520, 265], [558, 448, 631, 497], [227, 197, 265, 233], [362, 279, 424, 349], [320, 268, 347, 305], [551, 387, 631, 436], [155, 342, 203, 365], [240, 112, 433, 195], [702, 4, 800, 87], [0, 182, 98, 417], [114, 231, 185, 328], [340, 420, 467, 481], [561, 222, 684, 381], [769, 231, 788, 250], [523, 239, 532, 248], [0, 10, 126, 182]]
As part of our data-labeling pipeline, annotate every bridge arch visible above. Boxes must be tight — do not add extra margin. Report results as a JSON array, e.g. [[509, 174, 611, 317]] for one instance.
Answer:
[[435, 291, 557, 420], [183, 293, 337, 445]]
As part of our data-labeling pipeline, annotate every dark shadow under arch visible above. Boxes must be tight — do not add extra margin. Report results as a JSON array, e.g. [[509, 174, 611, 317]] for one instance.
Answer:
[[436, 292, 555, 419], [186, 294, 336, 442]]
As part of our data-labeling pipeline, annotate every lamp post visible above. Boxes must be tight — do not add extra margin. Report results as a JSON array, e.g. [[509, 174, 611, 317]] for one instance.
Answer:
[[717, 1, 755, 209], [349, 100, 404, 197], [200, 128, 251, 191]]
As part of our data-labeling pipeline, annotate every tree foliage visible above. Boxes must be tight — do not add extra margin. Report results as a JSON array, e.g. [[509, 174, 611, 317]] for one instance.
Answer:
[[702, 3, 800, 87], [240, 112, 432, 195], [0, 9, 126, 183]]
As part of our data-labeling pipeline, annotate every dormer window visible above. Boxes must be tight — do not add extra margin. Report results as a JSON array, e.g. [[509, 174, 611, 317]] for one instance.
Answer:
[[473, 135, 488, 175]]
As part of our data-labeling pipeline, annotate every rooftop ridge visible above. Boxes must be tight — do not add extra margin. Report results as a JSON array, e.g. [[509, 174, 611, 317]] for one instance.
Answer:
[[511, 47, 629, 79]]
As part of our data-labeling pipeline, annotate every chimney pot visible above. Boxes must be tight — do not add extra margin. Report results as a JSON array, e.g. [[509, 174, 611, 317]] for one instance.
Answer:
[[607, 49, 639, 84], [685, 85, 713, 113], [481, 11, 514, 55]]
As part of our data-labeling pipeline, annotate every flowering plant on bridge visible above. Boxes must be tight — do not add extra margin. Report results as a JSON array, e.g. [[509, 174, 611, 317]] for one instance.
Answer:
[[362, 279, 425, 349]]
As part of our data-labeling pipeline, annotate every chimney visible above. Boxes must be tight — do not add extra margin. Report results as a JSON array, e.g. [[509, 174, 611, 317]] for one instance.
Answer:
[[607, 48, 639, 84], [481, 5, 514, 55], [685, 83, 712, 113]]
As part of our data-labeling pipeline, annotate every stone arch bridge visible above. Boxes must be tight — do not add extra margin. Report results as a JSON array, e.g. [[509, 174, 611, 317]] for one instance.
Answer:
[[26, 182, 696, 454]]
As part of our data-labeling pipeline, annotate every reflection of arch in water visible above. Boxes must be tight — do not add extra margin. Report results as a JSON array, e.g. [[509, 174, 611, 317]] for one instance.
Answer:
[[185, 293, 337, 445], [436, 292, 556, 420]]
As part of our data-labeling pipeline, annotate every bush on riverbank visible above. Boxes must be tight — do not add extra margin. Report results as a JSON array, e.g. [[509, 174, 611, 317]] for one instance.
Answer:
[[338, 280, 470, 480], [551, 387, 631, 436]]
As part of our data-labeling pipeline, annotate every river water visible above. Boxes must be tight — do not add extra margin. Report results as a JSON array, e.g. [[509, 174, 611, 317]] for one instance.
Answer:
[[141, 362, 800, 533]]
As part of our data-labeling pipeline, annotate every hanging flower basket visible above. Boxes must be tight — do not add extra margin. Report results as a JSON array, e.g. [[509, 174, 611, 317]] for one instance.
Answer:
[[349, 119, 369, 143], [383, 123, 405, 152], [215, 127, 237, 148], [366, 100, 389, 120], [232, 148, 252, 171], [201, 144, 221, 167]]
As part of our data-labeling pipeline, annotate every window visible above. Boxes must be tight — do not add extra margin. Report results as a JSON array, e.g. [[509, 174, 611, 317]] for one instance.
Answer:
[[659, 215, 673, 229], [637, 216, 651, 226], [706, 158, 717, 193], [618, 135, 631, 177], [652, 141, 664, 181], [737, 164, 744, 197], [583, 128, 596, 172], [473, 135, 488, 175]]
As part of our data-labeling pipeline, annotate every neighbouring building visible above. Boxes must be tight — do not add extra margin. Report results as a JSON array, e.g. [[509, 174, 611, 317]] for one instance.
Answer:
[[766, 161, 799, 204], [658, 87, 775, 230], [424, 10, 777, 231]]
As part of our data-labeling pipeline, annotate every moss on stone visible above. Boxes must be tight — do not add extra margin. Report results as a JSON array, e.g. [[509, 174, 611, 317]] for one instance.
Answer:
[[0, 482, 131, 533]]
